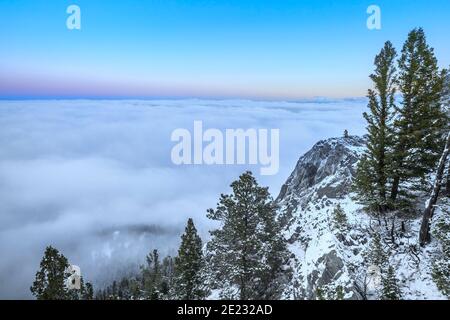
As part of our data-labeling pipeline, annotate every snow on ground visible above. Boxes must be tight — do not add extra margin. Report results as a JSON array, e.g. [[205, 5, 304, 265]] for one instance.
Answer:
[[278, 135, 447, 299]]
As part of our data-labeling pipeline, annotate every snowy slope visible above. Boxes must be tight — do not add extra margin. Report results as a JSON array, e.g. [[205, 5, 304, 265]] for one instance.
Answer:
[[277, 135, 447, 300]]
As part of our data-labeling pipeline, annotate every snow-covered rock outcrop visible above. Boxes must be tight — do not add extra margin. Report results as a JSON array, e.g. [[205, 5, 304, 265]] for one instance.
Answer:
[[277, 135, 447, 300]]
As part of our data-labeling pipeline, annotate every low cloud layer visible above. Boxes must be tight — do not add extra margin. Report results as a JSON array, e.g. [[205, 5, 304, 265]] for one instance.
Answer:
[[0, 99, 366, 298]]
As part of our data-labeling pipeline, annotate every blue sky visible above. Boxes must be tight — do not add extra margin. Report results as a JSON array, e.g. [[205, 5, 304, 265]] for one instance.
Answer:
[[0, 0, 449, 99]]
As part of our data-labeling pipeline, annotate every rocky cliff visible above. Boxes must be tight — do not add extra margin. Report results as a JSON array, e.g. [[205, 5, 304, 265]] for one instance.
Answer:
[[277, 136, 447, 300]]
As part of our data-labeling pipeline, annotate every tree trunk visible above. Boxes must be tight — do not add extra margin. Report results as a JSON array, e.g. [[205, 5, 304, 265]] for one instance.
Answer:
[[446, 165, 450, 197], [390, 176, 400, 201], [419, 132, 450, 246]]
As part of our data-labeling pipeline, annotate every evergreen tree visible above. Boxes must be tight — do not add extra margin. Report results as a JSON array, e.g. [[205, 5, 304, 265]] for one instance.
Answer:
[[99, 251, 175, 300], [174, 218, 207, 300], [142, 249, 163, 300], [140, 250, 175, 300], [161, 256, 175, 299], [431, 210, 450, 297], [83, 281, 94, 300], [367, 232, 388, 268], [111, 280, 118, 299], [353, 155, 374, 201], [315, 284, 345, 300], [30, 246, 71, 300], [335, 285, 345, 300], [343, 129, 349, 138], [129, 278, 141, 299], [390, 28, 447, 202], [355, 41, 397, 212], [255, 191, 292, 300], [206, 171, 291, 300], [381, 266, 402, 300], [100, 276, 142, 300], [67, 276, 94, 300], [331, 204, 348, 233], [315, 287, 325, 300]]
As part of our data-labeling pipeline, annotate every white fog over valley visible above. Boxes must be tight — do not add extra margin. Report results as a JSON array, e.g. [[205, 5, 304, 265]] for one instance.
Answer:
[[0, 99, 366, 298]]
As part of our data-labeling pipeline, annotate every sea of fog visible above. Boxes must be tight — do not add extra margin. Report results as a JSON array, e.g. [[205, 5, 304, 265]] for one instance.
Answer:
[[0, 99, 366, 298]]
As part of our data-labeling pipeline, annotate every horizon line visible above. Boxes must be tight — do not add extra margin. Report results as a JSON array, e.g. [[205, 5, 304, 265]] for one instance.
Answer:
[[0, 95, 368, 103]]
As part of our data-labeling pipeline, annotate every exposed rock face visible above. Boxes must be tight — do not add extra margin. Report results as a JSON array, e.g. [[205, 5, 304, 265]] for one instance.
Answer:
[[277, 136, 366, 299], [307, 250, 344, 290], [277, 135, 366, 235], [277, 135, 365, 206], [277, 135, 446, 300]]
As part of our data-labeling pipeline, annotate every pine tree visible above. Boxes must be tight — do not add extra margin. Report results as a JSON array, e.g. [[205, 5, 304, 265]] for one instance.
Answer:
[[100, 276, 142, 300], [99, 251, 175, 300], [381, 266, 402, 300], [83, 281, 94, 300], [174, 218, 207, 300], [367, 232, 388, 268], [255, 191, 292, 300], [142, 249, 163, 300], [431, 210, 450, 297], [140, 251, 176, 300], [206, 171, 291, 300], [315, 284, 345, 300], [30, 246, 71, 300], [355, 41, 397, 212], [335, 285, 345, 300], [67, 276, 94, 300], [331, 204, 348, 233], [129, 278, 141, 300], [316, 287, 325, 300], [111, 280, 118, 299], [161, 256, 175, 299], [343, 129, 349, 138], [390, 28, 447, 202]]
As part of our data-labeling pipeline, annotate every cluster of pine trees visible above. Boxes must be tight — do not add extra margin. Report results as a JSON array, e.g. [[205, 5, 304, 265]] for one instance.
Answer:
[[354, 28, 449, 214], [355, 28, 449, 299], [97, 218, 208, 300], [96, 248, 178, 300], [32, 172, 291, 300], [30, 246, 94, 300], [30, 28, 448, 301], [364, 232, 402, 300]]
